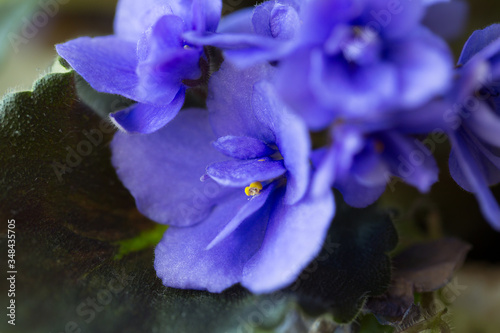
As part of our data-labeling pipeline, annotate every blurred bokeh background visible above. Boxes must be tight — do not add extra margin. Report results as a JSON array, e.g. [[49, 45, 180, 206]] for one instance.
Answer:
[[1, 0, 499, 331]]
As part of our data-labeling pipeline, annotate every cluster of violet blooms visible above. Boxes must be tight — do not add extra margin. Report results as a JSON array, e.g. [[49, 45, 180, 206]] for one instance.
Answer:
[[57, 0, 500, 293]]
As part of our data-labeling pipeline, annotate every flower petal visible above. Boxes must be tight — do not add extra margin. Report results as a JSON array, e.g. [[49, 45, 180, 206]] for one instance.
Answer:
[[212, 135, 275, 160], [458, 24, 500, 66], [422, 0, 468, 40], [217, 7, 254, 33], [467, 102, 500, 147], [362, 0, 425, 39], [449, 132, 500, 230], [253, 81, 311, 204], [56, 36, 139, 100], [207, 61, 276, 141], [191, 0, 222, 32], [381, 131, 439, 193], [389, 29, 453, 108], [206, 183, 276, 250], [335, 174, 386, 208], [155, 193, 270, 292], [449, 131, 500, 192], [109, 89, 185, 134], [206, 157, 286, 187], [242, 187, 335, 293], [111, 108, 235, 226], [137, 15, 202, 105], [114, 0, 172, 42]]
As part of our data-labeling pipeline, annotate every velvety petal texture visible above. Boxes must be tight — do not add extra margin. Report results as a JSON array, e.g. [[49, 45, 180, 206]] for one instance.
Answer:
[[110, 89, 185, 134], [56, 37, 139, 100], [212, 136, 276, 160], [252, 81, 311, 204], [242, 187, 335, 293], [111, 109, 235, 226], [155, 193, 270, 292], [206, 157, 287, 187]]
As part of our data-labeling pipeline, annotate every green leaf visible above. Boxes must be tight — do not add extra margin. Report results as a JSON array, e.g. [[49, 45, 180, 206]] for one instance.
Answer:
[[290, 195, 399, 323], [113, 224, 168, 260]]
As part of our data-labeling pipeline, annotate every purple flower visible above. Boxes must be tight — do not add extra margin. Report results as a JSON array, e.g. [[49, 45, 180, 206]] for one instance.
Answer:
[[446, 24, 500, 230], [110, 62, 335, 293], [310, 102, 442, 208], [188, 0, 453, 130], [56, 0, 222, 134]]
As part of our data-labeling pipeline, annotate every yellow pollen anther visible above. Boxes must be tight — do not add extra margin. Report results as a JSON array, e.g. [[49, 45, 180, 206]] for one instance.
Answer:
[[245, 181, 263, 197]]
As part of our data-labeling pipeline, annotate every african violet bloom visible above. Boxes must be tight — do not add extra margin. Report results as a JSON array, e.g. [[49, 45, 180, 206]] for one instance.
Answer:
[[445, 24, 500, 230], [310, 102, 443, 208], [111, 62, 334, 293], [189, 0, 454, 130], [56, 0, 222, 134]]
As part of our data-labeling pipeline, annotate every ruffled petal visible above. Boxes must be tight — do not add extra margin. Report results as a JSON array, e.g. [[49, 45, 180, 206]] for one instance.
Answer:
[[242, 187, 335, 293], [191, 0, 222, 32], [56, 36, 139, 100], [207, 61, 276, 141], [109, 89, 185, 134], [361, 0, 425, 39], [136, 15, 202, 105], [114, 0, 172, 42], [389, 28, 453, 108], [309, 48, 399, 117], [155, 193, 270, 292], [253, 81, 311, 204], [212, 135, 275, 160], [111, 108, 235, 226], [275, 48, 335, 130], [206, 157, 286, 187]]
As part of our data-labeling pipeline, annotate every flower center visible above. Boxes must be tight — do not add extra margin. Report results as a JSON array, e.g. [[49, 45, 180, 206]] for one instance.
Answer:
[[341, 26, 381, 66], [245, 181, 263, 197]]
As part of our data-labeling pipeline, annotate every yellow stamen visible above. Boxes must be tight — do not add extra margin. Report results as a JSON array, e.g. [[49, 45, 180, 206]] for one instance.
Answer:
[[245, 181, 263, 197]]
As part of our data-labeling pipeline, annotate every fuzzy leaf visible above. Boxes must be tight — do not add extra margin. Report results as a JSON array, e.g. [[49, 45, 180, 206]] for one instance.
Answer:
[[290, 196, 399, 323], [367, 238, 471, 322]]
